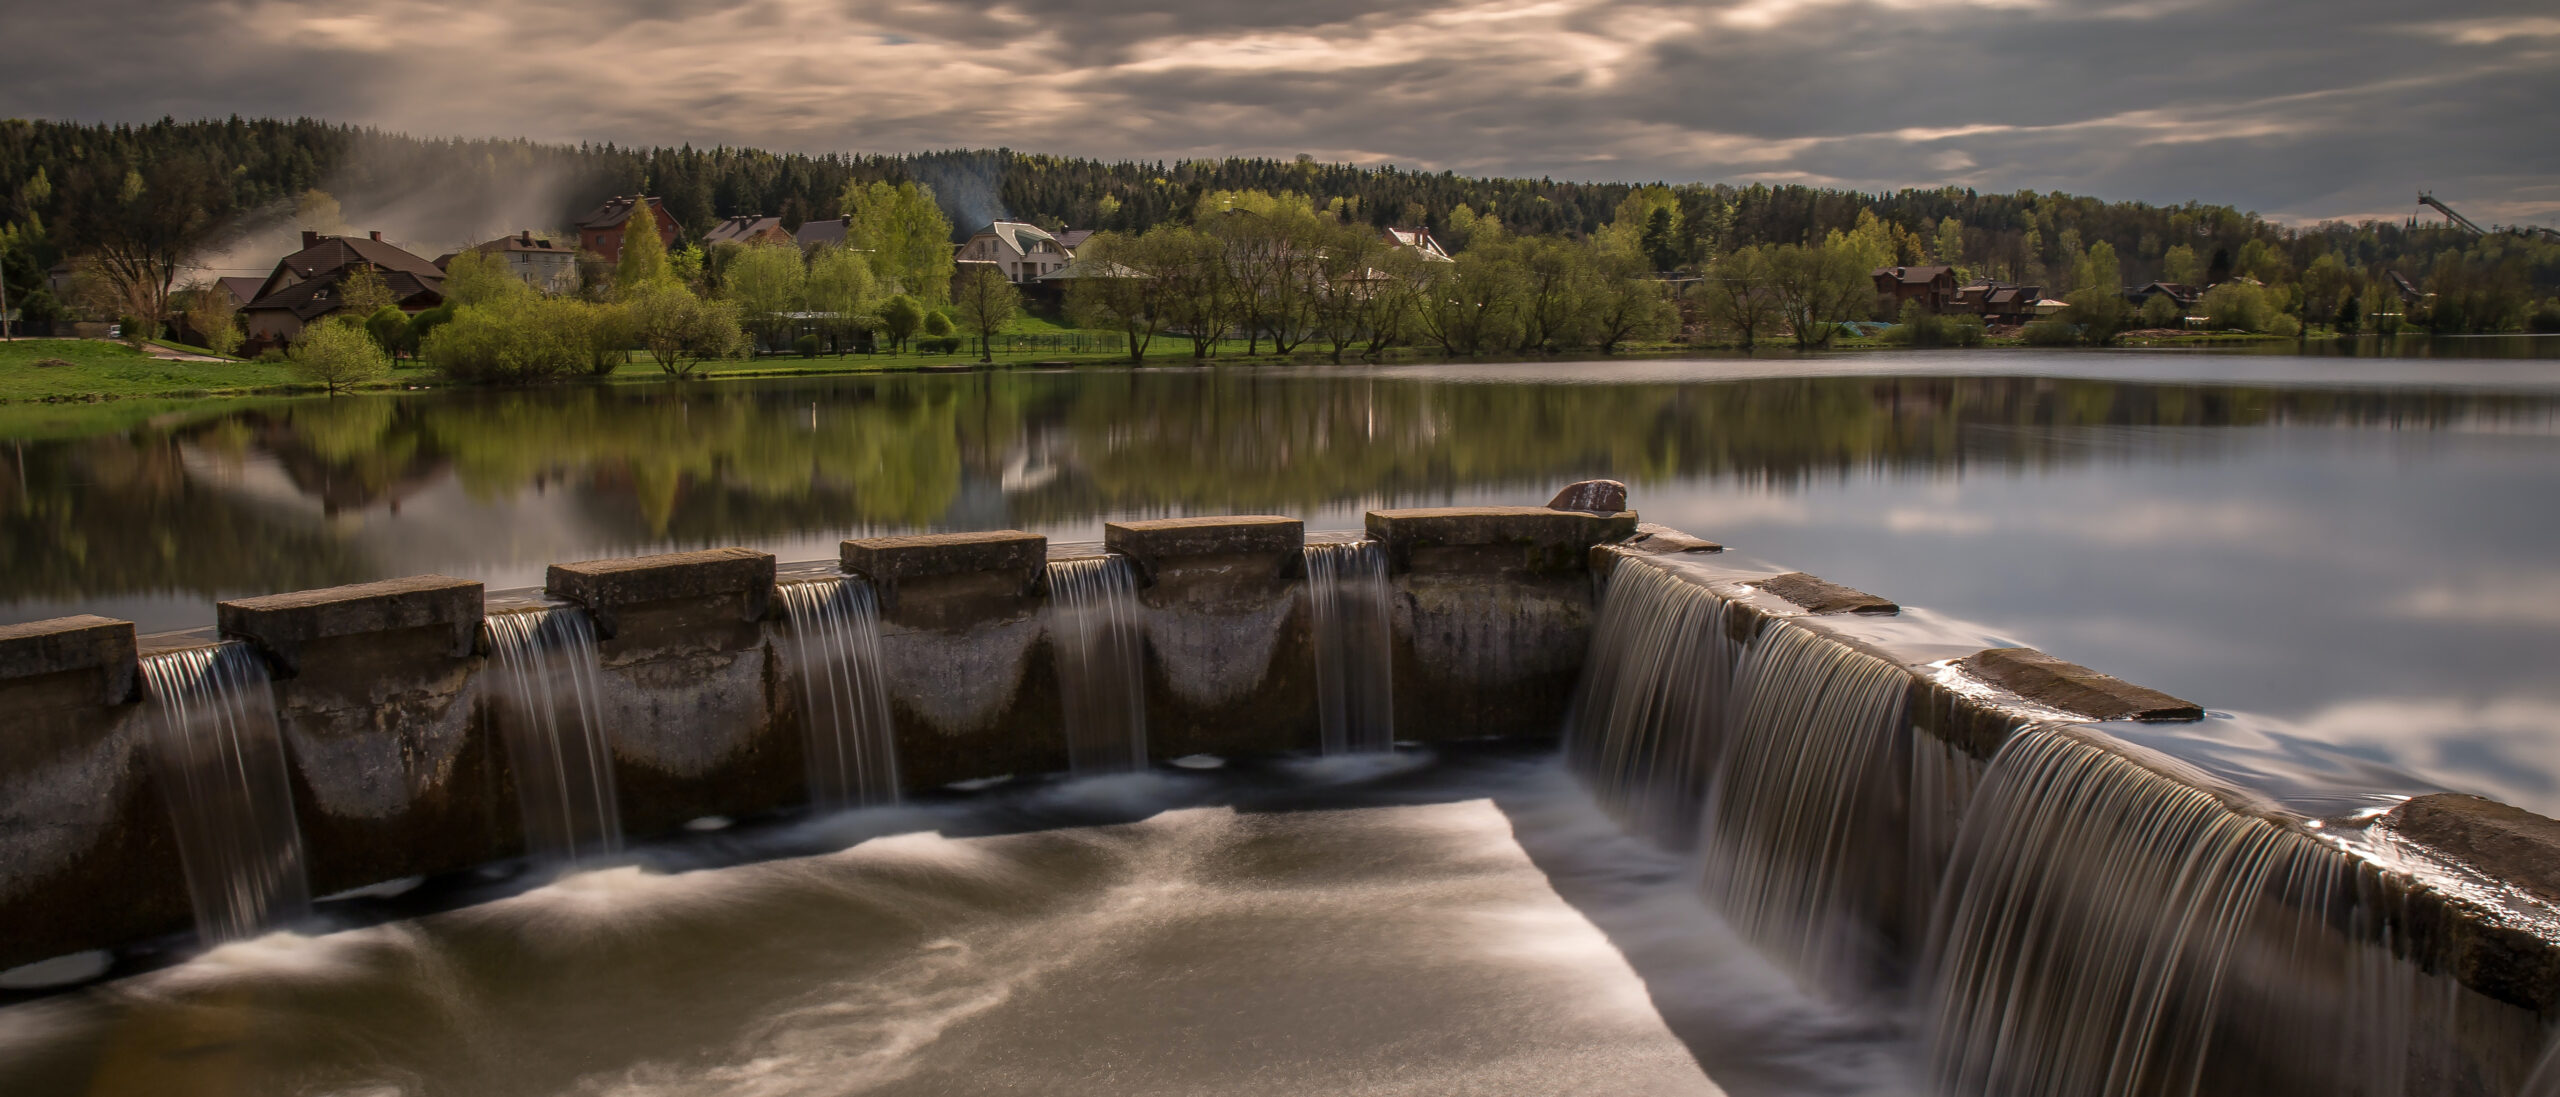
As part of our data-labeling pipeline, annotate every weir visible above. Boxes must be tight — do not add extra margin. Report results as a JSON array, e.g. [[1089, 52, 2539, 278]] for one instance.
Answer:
[[776, 576, 900, 810], [1046, 554, 1148, 774], [2, 494, 2557, 1095], [484, 607, 621, 863], [1305, 539, 1395, 754], [136, 642, 310, 945]]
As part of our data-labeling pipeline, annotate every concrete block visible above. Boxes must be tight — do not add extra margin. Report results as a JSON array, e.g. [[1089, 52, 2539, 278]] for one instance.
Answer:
[[2391, 795, 2560, 908], [547, 549, 775, 635], [219, 576, 482, 675], [1104, 516, 1304, 583], [1757, 572, 1898, 616], [0, 615, 138, 703], [1960, 646, 2203, 722], [844, 532, 1045, 588], [1366, 506, 1638, 575]]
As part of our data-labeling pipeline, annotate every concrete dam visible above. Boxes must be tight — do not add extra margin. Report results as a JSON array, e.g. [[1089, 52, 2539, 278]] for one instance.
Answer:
[[3, 485, 2558, 1095]]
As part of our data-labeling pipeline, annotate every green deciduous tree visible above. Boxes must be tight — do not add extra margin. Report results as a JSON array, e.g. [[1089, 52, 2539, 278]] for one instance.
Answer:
[[879, 294, 923, 352], [627, 282, 744, 377], [1064, 230, 1175, 364], [840, 180, 955, 304], [335, 266, 396, 320], [803, 245, 879, 354], [951, 265, 1020, 362], [1697, 245, 1781, 349], [292, 318, 390, 395], [615, 201, 673, 293], [719, 242, 807, 351], [1767, 242, 1871, 348]]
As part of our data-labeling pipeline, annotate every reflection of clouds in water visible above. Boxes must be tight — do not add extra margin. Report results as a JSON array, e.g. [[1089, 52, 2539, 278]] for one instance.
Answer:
[[2288, 696, 2560, 809], [2389, 574, 2560, 627]]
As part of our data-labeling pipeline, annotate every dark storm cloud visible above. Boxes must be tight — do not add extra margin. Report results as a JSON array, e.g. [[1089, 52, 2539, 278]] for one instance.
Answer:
[[0, 0, 2551, 222]]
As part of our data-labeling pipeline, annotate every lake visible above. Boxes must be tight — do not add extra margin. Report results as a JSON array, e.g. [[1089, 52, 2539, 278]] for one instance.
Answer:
[[5, 339, 2558, 813]]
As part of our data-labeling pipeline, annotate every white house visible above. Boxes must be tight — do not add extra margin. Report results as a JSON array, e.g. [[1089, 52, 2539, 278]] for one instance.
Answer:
[[957, 222, 1078, 283]]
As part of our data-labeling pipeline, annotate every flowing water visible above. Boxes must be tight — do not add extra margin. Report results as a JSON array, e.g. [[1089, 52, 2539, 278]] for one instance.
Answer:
[[136, 643, 310, 946], [776, 576, 901, 809], [1569, 560, 1743, 846], [1046, 555, 1147, 774], [483, 608, 621, 863], [1304, 539, 1395, 754]]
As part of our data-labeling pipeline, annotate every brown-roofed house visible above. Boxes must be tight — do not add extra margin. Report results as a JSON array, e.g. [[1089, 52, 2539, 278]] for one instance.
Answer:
[[793, 218, 849, 252], [703, 215, 792, 249], [438, 231, 580, 295], [575, 196, 679, 262], [1872, 265, 1958, 315], [1955, 281, 2045, 325], [239, 231, 447, 346]]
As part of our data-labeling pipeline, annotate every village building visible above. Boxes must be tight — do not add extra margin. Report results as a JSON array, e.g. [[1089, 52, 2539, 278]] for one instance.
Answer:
[[793, 218, 849, 252], [703, 215, 793, 248], [1871, 265, 1959, 315], [238, 231, 445, 346], [958, 222, 1077, 283], [1385, 227, 1454, 261], [2123, 281, 2199, 311], [1954, 281, 2045, 325], [436, 231, 579, 294], [574, 196, 679, 262]]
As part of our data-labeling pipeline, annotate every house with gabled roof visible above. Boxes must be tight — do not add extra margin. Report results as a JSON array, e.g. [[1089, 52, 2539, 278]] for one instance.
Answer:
[[575, 196, 679, 262], [703, 215, 793, 249], [794, 218, 849, 253], [1872, 265, 1958, 314], [958, 222, 1077, 283], [435, 231, 579, 294], [239, 231, 446, 345]]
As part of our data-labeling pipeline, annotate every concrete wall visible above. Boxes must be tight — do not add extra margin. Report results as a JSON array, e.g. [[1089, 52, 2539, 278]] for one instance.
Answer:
[[0, 507, 1634, 969], [1587, 540, 2560, 1095]]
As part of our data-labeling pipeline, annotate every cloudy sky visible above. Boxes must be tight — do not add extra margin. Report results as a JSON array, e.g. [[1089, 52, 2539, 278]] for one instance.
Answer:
[[3, 0, 2555, 224]]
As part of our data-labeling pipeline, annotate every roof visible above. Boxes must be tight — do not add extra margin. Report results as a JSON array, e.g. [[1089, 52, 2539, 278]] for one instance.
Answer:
[[475, 231, 572, 255], [274, 234, 446, 285], [794, 218, 848, 249], [215, 276, 265, 307], [242, 268, 442, 320], [1055, 229, 1096, 250], [1385, 227, 1454, 261], [703, 215, 787, 246], [1038, 257, 1147, 281], [972, 221, 1061, 255], [1873, 265, 1955, 285], [574, 196, 666, 231]]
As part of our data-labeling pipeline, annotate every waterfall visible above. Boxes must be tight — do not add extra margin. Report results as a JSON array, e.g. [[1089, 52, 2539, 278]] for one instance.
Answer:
[[1047, 555, 1148, 774], [778, 576, 901, 810], [1566, 559, 1741, 846], [1305, 540, 1395, 754], [485, 608, 622, 863], [139, 643, 311, 945], [1697, 619, 1914, 995]]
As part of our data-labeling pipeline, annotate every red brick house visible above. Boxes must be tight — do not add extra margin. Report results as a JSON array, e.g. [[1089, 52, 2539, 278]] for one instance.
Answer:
[[575, 196, 679, 262]]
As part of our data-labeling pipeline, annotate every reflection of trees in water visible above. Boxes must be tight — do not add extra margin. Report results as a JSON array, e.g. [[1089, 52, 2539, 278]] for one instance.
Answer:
[[0, 430, 371, 600], [6, 372, 2552, 603]]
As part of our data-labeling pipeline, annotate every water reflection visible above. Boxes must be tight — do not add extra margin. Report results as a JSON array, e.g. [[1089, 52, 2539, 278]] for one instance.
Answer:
[[5, 350, 2559, 812]]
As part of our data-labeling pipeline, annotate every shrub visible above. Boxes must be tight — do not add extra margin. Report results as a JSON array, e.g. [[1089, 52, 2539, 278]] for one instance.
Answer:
[[915, 335, 962, 354], [290, 318, 391, 395], [2529, 300, 2560, 334], [2199, 282, 2278, 332], [1882, 302, 1986, 347], [922, 310, 956, 338], [2139, 294, 2183, 329], [2020, 320, 2081, 346], [794, 333, 822, 358], [2269, 314, 2303, 339]]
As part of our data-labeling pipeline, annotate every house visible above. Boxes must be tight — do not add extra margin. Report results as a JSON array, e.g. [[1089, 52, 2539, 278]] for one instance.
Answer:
[[574, 196, 679, 263], [1955, 281, 2044, 325], [439, 231, 580, 294], [2124, 281, 2198, 311], [239, 231, 446, 345], [213, 276, 266, 311], [1871, 265, 1958, 315], [703, 215, 793, 249], [1385, 227, 1454, 262], [957, 222, 1077, 283], [794, 218, 849, 252]]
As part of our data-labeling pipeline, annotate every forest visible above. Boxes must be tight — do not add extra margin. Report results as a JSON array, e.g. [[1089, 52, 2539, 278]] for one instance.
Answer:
[[3, 116, 2557, 345]]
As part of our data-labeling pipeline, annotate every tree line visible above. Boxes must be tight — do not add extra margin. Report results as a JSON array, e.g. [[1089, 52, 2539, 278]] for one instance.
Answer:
[[4, 116, 2555, 348]]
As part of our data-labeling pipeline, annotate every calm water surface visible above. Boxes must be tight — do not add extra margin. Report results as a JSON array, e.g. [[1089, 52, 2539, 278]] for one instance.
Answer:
[[5, 341, 2558, 811]]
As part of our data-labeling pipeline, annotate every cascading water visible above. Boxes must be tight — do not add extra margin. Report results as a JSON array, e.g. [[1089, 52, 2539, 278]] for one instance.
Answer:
[[485, 607, 622, 863], [1304, 540, 1395, 754], [139, 643, 312, 945], [1047, 555, 1147, 774], [1566, 558, 1741, 846], [777, 576, 901, 810], [1695, 618, 1914, 995]]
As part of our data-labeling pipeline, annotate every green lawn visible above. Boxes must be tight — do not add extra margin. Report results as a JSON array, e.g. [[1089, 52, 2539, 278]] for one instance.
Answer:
[[0, 339, 306, 400]]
